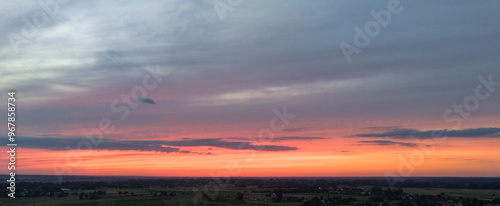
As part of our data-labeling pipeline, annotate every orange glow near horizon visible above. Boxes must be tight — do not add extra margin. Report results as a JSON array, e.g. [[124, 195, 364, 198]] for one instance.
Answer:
[[3, 135, 499, 177], [3, 90, 500, 177]]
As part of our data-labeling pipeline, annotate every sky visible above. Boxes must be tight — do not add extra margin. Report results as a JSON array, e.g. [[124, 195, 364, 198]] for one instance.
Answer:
[[0, 0, 500, 177]]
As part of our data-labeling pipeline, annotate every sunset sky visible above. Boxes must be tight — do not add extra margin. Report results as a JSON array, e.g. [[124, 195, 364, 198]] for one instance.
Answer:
[[1, 1, 500, 177]]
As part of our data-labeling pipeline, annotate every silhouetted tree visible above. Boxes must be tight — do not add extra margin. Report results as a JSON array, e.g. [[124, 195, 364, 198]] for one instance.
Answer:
[[236, 192, 243, 201], [272, 189, 283, 202]]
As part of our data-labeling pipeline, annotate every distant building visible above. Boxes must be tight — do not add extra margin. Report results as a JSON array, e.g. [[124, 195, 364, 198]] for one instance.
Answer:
[[61, 188, 72, 192]]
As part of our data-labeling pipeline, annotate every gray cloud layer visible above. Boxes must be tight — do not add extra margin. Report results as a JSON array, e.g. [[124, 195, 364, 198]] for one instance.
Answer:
[[0, 1, 499, 144], [223, 136, 326, 141], [353, 127, 500, 139], [137, 97, 156, 104], [10, 137, 298, 152], [272, 136, 326, 141], [358, 140, 417, 147]]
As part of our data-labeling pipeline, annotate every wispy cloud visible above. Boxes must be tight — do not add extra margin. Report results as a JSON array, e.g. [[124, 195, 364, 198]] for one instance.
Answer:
[[13, 137, 298, 152], [141, 138, 297, 151], [15, 137, 186, 153], [353, 127, 500, 139], [358, 140, 418, 147], [283, 127, 310, 132], [222, 136, 326, 142], [136, 97, 156, 104], [272, 136, 326, 141]]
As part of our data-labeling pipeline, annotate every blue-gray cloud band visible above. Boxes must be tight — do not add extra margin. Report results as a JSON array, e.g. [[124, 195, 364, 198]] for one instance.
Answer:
[[7, 137, 299, 153], [358, 140, 417, 147], [353, 127, 500, 139]]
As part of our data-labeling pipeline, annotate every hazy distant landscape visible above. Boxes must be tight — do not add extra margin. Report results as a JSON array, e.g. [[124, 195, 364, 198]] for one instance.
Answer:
[[1, 176, 500, 206]]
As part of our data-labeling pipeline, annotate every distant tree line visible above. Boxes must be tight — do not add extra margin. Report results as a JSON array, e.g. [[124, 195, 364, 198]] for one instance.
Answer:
[[2, 177, 500, 201]]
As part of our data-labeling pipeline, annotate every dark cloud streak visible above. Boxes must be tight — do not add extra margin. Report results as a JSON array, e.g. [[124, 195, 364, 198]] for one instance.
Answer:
[[9, 137, 297, 153], [353, 127, 500, 139], [358, 140, 418, 147]]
